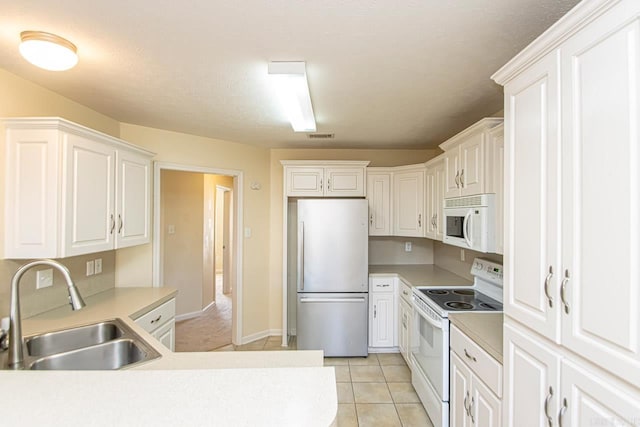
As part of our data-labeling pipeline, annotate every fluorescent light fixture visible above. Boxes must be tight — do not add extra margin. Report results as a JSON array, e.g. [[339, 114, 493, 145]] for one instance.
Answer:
[[19, 31, 78, 71], [268, 61, 316, 132]]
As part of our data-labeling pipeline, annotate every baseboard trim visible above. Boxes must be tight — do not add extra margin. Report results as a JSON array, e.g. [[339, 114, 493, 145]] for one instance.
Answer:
[[241, 329, 283, 345], [368, 347, 400, 353]]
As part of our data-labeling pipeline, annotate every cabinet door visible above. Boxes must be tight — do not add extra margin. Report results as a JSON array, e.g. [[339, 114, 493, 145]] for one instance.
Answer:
[[398, 298, 411, 362], [434, 162, 446, 240], [370, 292, 395, 348], [116, 150, 151, 248], [393, 170, 424, 237], [450, 352, 472, 427], [503, 322, 560, 427], [62, 133, 116, 256], [488, 125, 504, 254], [285, 167, 324, 197], [366, 172, 391, 235], [325, 167, 365, 197], [560, 5, 640, 387], [471, 376, 501, 427], [503, 50, 561, 343], [560, 358, 640, 427], [153, 319, 175, 351], [424, 169, 437, 239], [444, 149, 462, 198], [459, 133, 485, 196]]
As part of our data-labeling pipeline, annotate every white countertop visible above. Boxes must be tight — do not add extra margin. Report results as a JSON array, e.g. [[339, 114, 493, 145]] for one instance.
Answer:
[[369, 264, 472, 287], [1, 287, 337, 426], [448, 313, 503, 363]]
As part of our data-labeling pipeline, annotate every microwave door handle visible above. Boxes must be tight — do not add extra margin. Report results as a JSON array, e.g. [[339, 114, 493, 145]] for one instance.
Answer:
[[463, 211, 473, 247]]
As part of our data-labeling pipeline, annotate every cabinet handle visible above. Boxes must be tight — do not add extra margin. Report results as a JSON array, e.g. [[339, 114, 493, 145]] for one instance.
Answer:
[[455, 171, 460, 188], [418, 214, 422, 227], [373, 305, 377, 319], [370, 214, 374, 226], [327, 179, 331, 190], [558, 398, 568, 427], [403, 290, 408, 296], [464, 348, 477, 362], [544, 386, 553, 427], [560, 270, 570, 314], [544, 266, 554, 308], [320, 179, 323, 191], [380, 284, 390, 287], [469, 396, 475, 423], [460, 169, 465, 187], [150, 314, 162, 324], [464, 391, 469, 416], [110, 214, 115, 234], [118, 214, 123, 234]]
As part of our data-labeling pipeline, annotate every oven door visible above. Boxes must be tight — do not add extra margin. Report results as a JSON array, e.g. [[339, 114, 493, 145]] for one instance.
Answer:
[[443, 207, 473, 249], [410, 299, 449, 400]]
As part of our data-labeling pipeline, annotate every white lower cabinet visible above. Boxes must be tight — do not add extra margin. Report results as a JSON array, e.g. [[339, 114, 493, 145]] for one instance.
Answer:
[[369, 277, 397, 349], [450, 325, 501, 427], [135, 298, 176, 351], [504, 321, 640, 427], [397, 279, 412, 366]]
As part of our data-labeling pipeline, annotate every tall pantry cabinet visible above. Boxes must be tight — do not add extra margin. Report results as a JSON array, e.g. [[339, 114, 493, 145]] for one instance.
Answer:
[[492, 0, 640, 425]]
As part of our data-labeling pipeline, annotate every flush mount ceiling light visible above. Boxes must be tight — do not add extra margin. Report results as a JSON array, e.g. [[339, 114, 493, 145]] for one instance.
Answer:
[[19, 31, 78, 71], [268, 61, 316, 132]]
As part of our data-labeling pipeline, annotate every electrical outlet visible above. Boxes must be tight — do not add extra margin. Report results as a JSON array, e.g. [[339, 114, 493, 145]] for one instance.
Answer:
[[94, 258, 102, 274], [168, 225, 176, 235], [86, 260, 95, 276], [405, 242, 412, 252], [460, 249, 465, 261], [36, 269, 53, 289]]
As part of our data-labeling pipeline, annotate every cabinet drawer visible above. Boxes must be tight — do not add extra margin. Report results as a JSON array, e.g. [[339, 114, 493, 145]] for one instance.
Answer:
[[399, 280, 412, 304], [370, 277, 396, 293], [451, 324, 502, 397], [135, 299, 176, 333]]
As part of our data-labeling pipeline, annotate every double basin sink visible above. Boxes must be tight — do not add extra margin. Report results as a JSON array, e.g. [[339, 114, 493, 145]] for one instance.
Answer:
[[20, 318, 160, 370]]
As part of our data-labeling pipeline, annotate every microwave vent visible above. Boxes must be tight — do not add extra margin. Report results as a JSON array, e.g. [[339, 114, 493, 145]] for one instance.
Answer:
[[307, 133, 335, 139], [445, 195, 485, 208]]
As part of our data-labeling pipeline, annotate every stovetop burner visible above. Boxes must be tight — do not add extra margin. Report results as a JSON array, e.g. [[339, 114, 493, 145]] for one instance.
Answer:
[[445, 301, 474, 310], [453, 289, 474, 296], [427, 289, 449, 295]]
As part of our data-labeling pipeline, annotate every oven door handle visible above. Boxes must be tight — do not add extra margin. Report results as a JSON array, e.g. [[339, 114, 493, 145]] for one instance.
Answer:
[[412, 302, 445, 330], [462, 211, 473, 248]]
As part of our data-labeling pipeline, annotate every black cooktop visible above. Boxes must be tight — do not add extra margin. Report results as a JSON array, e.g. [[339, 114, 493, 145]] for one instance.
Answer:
[[417, 288, 503, 312]]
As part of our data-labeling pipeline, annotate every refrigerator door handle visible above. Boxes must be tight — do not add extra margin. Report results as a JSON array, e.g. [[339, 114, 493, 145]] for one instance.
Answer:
[[300, 297, 367, 303], [297, 221, 304, 291]]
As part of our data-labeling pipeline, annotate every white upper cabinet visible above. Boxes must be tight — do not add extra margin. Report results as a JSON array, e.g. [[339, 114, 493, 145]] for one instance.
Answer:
[[393, 166, 425, 237], [440, 118, 503, 199], [487, 124, 504, 255], [3, 118, 154, 259], [425, 159, 445, 240], [282, 161, 368, 197], [366, 169, 392, 236], [493, 0, 640, 389]]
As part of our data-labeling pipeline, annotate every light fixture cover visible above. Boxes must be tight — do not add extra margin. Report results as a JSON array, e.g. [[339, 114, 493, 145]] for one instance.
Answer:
[[268, 61, 316, 132], [19, 31, 78, 71]]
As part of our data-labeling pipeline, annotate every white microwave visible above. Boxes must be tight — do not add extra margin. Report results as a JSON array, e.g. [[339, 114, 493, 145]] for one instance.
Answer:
[[443, 194, 496, 253]]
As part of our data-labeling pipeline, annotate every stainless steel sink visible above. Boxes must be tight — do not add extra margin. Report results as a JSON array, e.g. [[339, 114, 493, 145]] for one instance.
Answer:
[[18, 318, 161, 370], [26, 320, 124, 357]]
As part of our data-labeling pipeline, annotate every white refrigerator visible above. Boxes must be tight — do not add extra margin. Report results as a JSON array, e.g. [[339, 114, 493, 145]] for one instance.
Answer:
[[296, 199, 368, 357]]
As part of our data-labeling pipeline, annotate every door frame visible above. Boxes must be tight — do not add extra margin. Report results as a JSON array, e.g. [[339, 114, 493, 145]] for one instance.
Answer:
[[152, 161, 244, 345], [216, 184, 233, 294]]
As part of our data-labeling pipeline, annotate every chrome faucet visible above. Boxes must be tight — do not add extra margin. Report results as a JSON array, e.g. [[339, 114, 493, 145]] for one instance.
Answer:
[[6, 259, 86, 369]]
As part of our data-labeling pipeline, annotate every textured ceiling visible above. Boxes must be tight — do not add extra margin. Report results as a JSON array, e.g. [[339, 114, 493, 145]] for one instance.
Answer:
[[0, 0, 580, 149]]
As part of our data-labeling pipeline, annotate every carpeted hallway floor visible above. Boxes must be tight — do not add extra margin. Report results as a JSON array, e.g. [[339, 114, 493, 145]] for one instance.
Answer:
[[174, 275, 232, 352]]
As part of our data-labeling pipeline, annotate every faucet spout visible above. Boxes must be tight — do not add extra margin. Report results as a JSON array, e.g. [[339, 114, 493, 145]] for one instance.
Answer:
[[7, 259, 85, 369]]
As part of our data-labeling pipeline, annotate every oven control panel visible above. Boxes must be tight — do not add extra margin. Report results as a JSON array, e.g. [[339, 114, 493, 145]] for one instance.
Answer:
[[470, 258, 503, 285]]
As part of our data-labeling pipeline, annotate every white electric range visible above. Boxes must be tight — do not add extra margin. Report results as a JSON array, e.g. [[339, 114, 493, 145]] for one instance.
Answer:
[[410, 258, 503, 427]]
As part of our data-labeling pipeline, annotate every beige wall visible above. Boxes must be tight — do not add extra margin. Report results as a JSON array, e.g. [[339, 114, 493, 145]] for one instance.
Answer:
[[369, 237, 434, 265], [117, 123, 272, 339], [0, 69, 121, 318], [268, 148, 439, 330], [433, 241, 503, 281], [161, 170, 205, 316]]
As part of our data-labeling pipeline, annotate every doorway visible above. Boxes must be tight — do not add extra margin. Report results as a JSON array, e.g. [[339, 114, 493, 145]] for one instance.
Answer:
[[153, 162, 243, 348]]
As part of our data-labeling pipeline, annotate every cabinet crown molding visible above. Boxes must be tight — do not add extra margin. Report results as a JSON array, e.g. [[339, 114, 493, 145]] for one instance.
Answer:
[[280, 160, 370, 167], [2, 117, 155, 157], [438, 118, 503, 151], [491, 0, 621, 85]]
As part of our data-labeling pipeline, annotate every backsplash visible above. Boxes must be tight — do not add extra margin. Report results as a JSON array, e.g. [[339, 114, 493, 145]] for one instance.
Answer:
[[0, 251, 115, 319], [369, 237, 434, 265], [433, 241, 503, 281]]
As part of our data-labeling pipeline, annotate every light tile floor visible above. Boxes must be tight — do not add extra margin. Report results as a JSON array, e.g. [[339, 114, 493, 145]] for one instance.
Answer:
[[214, 340, 434, 426]]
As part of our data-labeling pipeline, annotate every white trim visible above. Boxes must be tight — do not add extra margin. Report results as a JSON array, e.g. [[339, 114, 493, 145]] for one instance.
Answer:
[[242, 329, 284, 345], [152, 161, 244, 346], [368, 347, 400, 354], [175, 299, 215, 321]]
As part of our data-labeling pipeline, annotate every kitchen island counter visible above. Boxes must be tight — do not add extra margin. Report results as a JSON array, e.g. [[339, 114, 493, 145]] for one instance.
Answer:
[[1, 287, 336, 426]]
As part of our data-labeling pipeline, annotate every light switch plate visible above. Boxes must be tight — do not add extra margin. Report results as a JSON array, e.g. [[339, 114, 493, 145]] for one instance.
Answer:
[[86, 260, 95, 276], [94, 258, 102, 274], [36, 269, 53, 289]]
